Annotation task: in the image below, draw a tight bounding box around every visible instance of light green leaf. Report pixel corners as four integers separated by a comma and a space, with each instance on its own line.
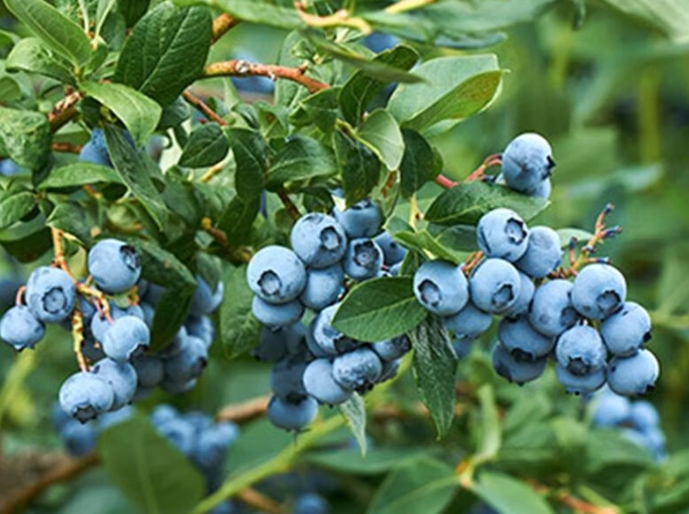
6, 37, 75, 84
392, 230, 467, 264
0, 190, 36, 230
0, 106, 51, 170
173, 0, 301, 30
339, 393, 367, 456
355, 109, 405, 171
471, 472, 555, 514
556, 228, 594, 247
179, 123, 230, 168
599, 0, 689, 42
38, 162, 123, 189
306, 447, 424, 475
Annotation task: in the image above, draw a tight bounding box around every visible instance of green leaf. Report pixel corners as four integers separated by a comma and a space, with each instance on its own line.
0, 190, 36, 230
114, 2, 212, 106
424, 181, 549, 226
98, 414, 205, 514
227, 128, 268, 200
173, 0, 301, 30
157, 96, 191, 130
215, 195, 260, 245
118, 0, 151, 26
179, 123, 230, 168
340, 45, 419, 124
599, 0, 689, 42
399, 129, 441, 197
339, 393, 367, 456
0, 76, 21, 104
334, 129, 381, 207
38, 162, 123, 190
104, 124, 169, 229
332, 277, 427, 342
266, 136, 336, 189
410, 316, 456, 437
392, 230, 466, 264
0, 106, 51, 170
5, 37, 75, 84
81, 81, 162, 147
5, 0, 92, 67
355, 109, 404, 171
388, 55, 503, 132
219, 264, 261, 359
47, 202, 96, 245
556, 228, 594, 247
470, 472, 555, 514
289, 88, 341, 135
367, 456, 458, 514
307, 447, 424, 475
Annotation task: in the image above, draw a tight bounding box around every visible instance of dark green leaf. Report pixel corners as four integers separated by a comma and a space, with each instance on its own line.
471, 472, 555, 514
163, 176, 203, 227
0, 106, 51, 169
367, 456, 458, 514
0, 190, 36, 230
81, 81, 162, 146
275, 31, 308, 109
355, 109, 404, 171
424, 181, 549, 226
388, 55, 503, 131
339, 393, 367, 456
0, 217, 51, 263
307, 447, 424, 475
399, 129, 441, 198
114, 3, 212, 106
38, 162, 123, 190
179, 123, 230, 168
432, 225, 477, 253
392, 230, 466, 264
104, 124, 169, 229
98, 414, 205, 514
340, 45, 418, 124
118, 0, 151, 26
5, 0, 92, 67
227, 128, 268, 199
219, 264, 261, 359
46, 202, 95, 245
332, 277, 427, 342
5, 37, 75, 84
216, 195, 259, 245
174, 0, 301, 30
289, 88, 341, 135
334, 129, 381, 207
266, 136, 336, 189
410, 316, 456, 437
157, 97, 191, 130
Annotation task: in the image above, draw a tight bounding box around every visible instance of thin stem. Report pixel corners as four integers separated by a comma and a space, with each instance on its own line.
434, 174, 457, 189
277, 191, 301, 221
237, 488, 287, 514
211, 13, 239, 43
294, 2, 372, 33
51, 142, 83, 153
182, 91, 228, 126
48, 93, 81, 133
199, 163, 226, 183
531, 482, 619, 514
216, 395, 270, 423
385, 0, 437, 14
203, 61, 329, 95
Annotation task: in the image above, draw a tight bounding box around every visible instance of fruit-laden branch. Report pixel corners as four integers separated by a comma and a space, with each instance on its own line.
211, 13, 240, 43
202, 61, 329, 94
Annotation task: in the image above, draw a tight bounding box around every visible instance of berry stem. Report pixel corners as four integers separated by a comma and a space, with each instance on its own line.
51, 142, 83, 153
70, 305, 89, 372
434, 174, 458, 189
181, 90, 228, 126
236, 488, 287, 514
294, 2, 372, 33
14, 286, 25, 306
461, 251, 483, 276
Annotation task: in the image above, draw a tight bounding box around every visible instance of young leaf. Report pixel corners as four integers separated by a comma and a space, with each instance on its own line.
334, 129, 381, 207
339, 393, 368, 456
399, 129, 441, 198
332, 277, 427, 342
388, 55, 503, 132
0, 190, 36, 230
98, 414, 205, 514
367, 456, 458, 514
266, 136, 336, 189
38, 162, 123, 190
470, 472, 555, 514
392, 230, 466, 264
114, 3, 212, 106
81, 81, 162, 146
424, 181, 549, 226
219, 264, 261, 359
5, 37, 75, 84
179, 123, 230, 168
410, 315, 456, 437
5, 0, 92, 67
355, 109, 405, 171
227, 128, 268, 200
174, 0, 301, 30
0, 106, 51, 170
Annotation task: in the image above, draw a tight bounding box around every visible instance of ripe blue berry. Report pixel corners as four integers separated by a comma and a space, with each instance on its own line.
132, 355, 165, 388
592, 389, 631, 427
555, 325, 607, 375
87, 239, 141, 294
503, 272, 535, 318
302, 358, 352, 405
252, 297, 304, 329
290, 213, 348, 268
192, 422, 239, 470
253, 323, 307, 362
374, 231, 406, 266
501, 133, 555, 194
531, 178, 551, 199
514, 226, 562, 278
189, 275, 224, 316
442, 301, 492, 340
555, 364, 606, 395
372, 336, 411, 362
332, 347, 383, 392
247, 246, 307, 304
79, 130, 112, 167
300, 264, 344, 311
333, 198, 383, 238
571, 263, 627, 320
25, 266, 76, 323
293, 493, 329, 514
310, 302, 358, 355
270, 359, 308, 402
163, 335, 208, 383
476, 208, 529, 262
343, 238, 383, 280
0, 305, 46, 350
469, 258, 521, 314
90, 303, 145, 342
498, 315, 555, 361
102, 316, 150, 362
59, 372, 115, 422
607, 349, 659, 396
155, 416, 196, 456
528, 279, 579, 336
98, 405, 135, 430
413, 260, 468, 316
491, 343, 546, 385
90, 358, 138, 410
267, 395, 318, 432
60, 420, 97, 456
630, 400, 660, 431
600, 302, 651, 357
0, 159, 23, 176
185, 315, 215, 349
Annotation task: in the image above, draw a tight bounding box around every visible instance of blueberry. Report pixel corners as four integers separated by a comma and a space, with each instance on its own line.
555, 325, 607, 375
630, 400, 660, 431
363, 32, 398, 53
25, 266, 76, 323
59, 372, 115, 422
0, 305, 46, 350
389, 262, 402, 276
333, 199, 383, 238
600, 302, 651, 357
528, 279, 579, 336
247, 246, 307, 304
377, 358, 401, 383
189, 275, 224, 316
52, 402, 73, 432
155, 417, 196, 456
150, 404, 178, 427
343, 238, 384, 280
332, 347, 383, 392
452, 338, 474, 359
571, 264, 627, 320
530, 178, 552, 199
91, 303, 145, 342
185, 315, 215, 349
270, 359, 308, 402
502, 272, 535, 318
310, 302, 358, 355
98, 404, 135, 430
252, 296, 304, 329
555, 364, 606, 395
159, 377, 197, 395
131, 354, 163, 388
267, 395, 318, 432
442, 301, 492, 339
302, 358, 353, 405
157, 326, 189, 360
501, 133, 555, 194
79, 140, 111, 167
290, 213, 348, 268
140, 302, 155, 328
300, 264, 344, 311
60, 419, 97, 456
91, 358, 138, 410
87, 239, 142, 294
253, 323, 308, 362
469, 258, 521, 314
591, 389, 631, 427
607, 349, 659, 396
102, 316, 150, 362
293, 493, 329, 514
476, 208, 529, 262
192, 422, 239, 470
491, 343, 546, 385
163, 334, 208, 383
183, 411, 213, 433
413, 260, 469, 316
498, 315, 555, 362
514, 226, 562, 278
642, 426, 667, 461
372, 335, 411, 362
374, 231, 406, 266
0, 159, 23, 176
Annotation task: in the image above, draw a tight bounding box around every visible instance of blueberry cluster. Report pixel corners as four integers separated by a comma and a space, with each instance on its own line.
414, 208, 658, 396
247, 200, 410, 431
592, 387, 666, 461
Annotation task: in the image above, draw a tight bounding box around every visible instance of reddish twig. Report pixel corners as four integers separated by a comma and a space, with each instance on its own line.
434, 154, 502, 190
211, 13, 240, 43
181, 91, 227, 126
203, 60, 329, 95
51, 142, 83, 154
216, 396, 270, 423
434, 174, 458, 189
48, 93, 82, 133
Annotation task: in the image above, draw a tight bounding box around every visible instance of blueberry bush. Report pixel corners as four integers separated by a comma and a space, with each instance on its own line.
1, 1, 689, 513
